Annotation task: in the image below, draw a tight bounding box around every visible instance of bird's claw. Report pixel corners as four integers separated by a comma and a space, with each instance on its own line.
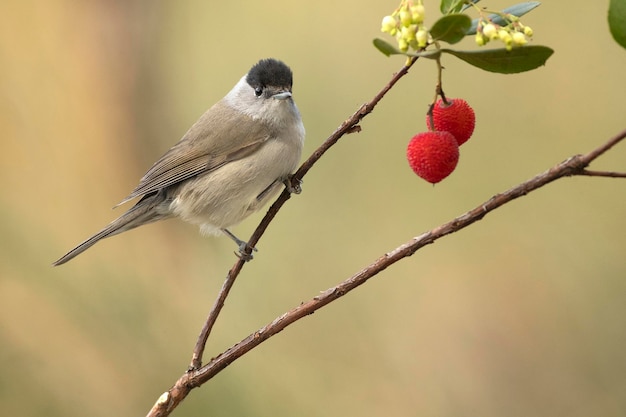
222, 228, 257, 261
284, 176, 302, 194
235, 242, 257, 262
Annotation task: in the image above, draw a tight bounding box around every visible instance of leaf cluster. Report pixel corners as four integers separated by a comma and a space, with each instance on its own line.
374, 1, 552, 74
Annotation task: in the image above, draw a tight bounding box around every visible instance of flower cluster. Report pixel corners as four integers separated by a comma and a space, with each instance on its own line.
381, 0, 429, 52
475, 15, 533, 50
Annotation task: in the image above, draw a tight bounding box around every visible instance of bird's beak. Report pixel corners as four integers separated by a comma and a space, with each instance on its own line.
272, 91, 292, 100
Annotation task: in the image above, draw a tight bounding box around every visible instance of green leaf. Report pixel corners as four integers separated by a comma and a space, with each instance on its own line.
440, 46, 554, 73
430, 14, 472, 44
372, 39, 554, 74
373, 38, 402, 57
467, 2, 541, 35
609, 0, 626, 50
440, 0, 465, 15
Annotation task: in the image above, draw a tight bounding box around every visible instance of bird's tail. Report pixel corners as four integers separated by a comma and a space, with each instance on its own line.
53, 193, 169, 266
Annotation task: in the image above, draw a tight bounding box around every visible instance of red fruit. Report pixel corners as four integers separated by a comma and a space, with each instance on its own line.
407, 131, 459, 184
426, 98, 475, 145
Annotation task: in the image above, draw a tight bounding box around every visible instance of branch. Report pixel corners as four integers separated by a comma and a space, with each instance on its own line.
578, 170, 626, 178
147, 126, 626, 416
188, 57, 419, 371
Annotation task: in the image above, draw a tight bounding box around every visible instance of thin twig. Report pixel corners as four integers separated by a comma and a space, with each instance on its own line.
188, 262, 245, 370
578, 170, 626, 178
579, 128, 626, 164
188, 57, 419, 371
149, 128, 626, 416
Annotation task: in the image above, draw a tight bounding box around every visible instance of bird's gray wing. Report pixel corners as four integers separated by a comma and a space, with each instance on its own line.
117, 101, 272, 205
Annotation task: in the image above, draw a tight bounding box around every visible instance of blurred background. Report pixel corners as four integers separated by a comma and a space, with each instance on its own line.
2, 1, 625, 416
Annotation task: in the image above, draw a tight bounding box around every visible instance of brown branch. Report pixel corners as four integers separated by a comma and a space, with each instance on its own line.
579, 128, 626, 163
578, 170, 626, 178
148, 127, 626, 416
188, 57, 419, 371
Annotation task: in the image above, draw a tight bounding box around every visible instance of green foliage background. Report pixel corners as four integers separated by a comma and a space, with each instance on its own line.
1, 1, 625, 416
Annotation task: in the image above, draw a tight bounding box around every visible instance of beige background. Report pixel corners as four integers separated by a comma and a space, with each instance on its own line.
2, 1, 625, 416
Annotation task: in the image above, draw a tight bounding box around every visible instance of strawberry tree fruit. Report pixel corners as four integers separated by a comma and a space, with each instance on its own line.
426, 98, 475, 146
407, 131, 460, 184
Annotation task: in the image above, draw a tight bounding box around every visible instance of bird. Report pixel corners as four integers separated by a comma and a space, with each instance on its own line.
53, 58, 305, 266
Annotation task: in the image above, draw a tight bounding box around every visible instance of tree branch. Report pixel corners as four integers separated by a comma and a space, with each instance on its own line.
188, 57, 419, 372
578, 170, 626, 178
148, 125, 626, 416
145, 45, 626, 414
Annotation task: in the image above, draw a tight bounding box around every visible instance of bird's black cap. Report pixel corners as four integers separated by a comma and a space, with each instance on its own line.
246, 58, 293, 89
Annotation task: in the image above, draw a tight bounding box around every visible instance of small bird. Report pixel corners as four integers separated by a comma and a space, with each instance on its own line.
54, 58, 305, 266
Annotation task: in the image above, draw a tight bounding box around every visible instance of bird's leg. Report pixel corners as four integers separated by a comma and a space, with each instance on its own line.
221, 228, 256, 261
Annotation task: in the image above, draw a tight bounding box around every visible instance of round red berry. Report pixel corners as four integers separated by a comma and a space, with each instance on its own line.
426, 98, 475, 146
406, 131, 459, 184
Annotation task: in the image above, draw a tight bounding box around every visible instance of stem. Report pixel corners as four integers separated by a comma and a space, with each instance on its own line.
149, 127, 626, 417
579, 170, 626, 178
187, 56, 420, 371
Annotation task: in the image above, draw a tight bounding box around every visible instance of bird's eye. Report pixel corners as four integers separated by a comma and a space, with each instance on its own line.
254, 86, 263, 97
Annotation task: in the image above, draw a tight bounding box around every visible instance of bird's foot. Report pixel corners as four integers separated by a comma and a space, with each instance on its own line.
222, 228, 257, 262
283, 176, 302, 194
